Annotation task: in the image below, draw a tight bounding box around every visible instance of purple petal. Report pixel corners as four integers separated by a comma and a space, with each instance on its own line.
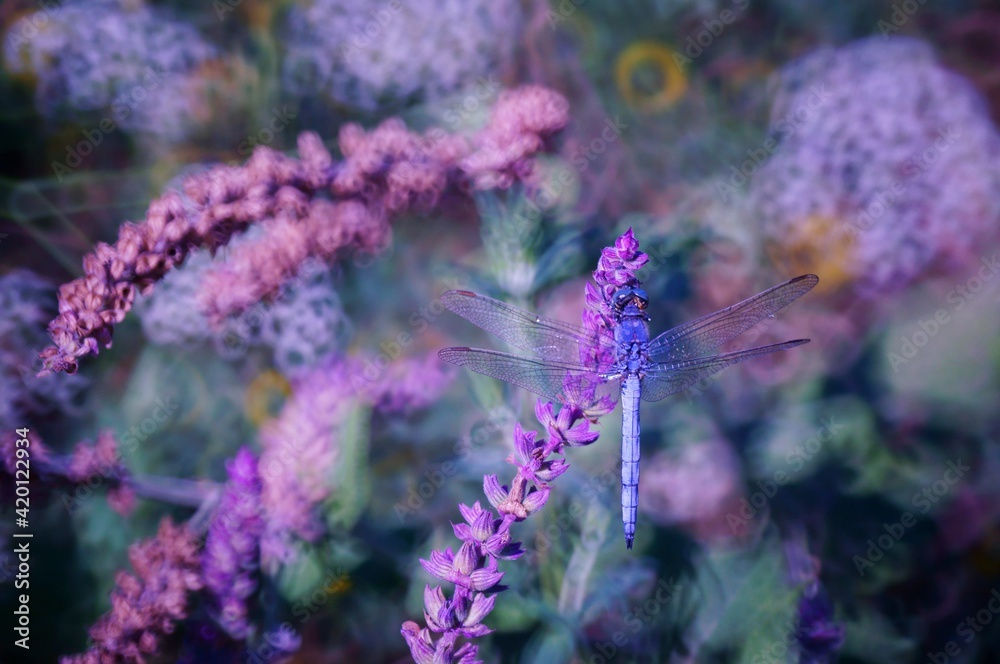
468, 568, 505, 591
457, 502, 482, 525
452, 523, 474, 542
521, 487, 550, 514
464, 593, 497, 627
423, 585, 447, 617
513, 423, 538, 461
471, 509, 495, 541
454, 541, 479, 576
420, 550, 455, 581
401, 622, 436, 664
453, 642, 482, 664
483, 475, 508, 508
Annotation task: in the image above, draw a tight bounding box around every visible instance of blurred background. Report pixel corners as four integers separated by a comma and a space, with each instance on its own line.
3, 0, 1000, 662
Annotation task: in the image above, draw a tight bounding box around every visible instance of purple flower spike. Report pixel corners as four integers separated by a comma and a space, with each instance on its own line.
202, 447, 264, 640
420, 544, 505, 592
402, 229, 648, 662
452, 503, 525, 561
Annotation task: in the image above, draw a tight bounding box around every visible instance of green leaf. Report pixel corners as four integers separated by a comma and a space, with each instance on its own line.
839, 605, 914, 663
687, 535, 800, 662
325, 402, 372, 529
275, 541, 325, 603
522, 622, 576, 664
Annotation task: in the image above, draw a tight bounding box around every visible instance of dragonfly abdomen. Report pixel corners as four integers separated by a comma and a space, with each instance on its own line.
621, 374, 641, 549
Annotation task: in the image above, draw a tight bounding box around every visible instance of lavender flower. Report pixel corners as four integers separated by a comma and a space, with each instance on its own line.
39, 86, 569, 375
401, 229, 649, 663
796, 581, 845, 664
3, 0, 216, 141
202, 447, 264, 640
282, 0, 522, 110
750, 37, 1000, 298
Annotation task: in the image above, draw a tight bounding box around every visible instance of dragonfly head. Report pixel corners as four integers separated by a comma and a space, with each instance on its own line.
611, 287, 649, 320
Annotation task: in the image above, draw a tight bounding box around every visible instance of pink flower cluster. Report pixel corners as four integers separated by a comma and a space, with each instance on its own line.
39, 85, 569, 376
401, 229, 649, 664
67, 430, 136, 516
258, 352, 453, 567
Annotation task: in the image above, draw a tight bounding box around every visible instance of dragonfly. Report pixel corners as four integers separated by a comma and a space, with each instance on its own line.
438, 274, 819, 549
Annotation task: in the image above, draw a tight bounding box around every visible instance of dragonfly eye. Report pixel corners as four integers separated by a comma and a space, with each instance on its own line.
612, 289, 632, 309
633, 289, 649, 309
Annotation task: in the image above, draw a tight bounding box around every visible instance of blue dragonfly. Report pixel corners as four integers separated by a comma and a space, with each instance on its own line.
438, 274, 819, 549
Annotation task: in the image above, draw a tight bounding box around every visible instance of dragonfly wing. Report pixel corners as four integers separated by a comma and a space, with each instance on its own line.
640, 339, 810, 402
645, 275, 818, 363
439, 347, 620, 410
441, 290, 611, 363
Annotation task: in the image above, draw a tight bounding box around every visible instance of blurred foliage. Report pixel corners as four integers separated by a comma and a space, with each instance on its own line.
3, 0, 1000, 663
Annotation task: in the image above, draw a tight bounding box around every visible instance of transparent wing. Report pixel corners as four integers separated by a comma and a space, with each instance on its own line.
439, 347, 621, 409
645, 275, 818, 363
441, 290, 611, 363
640, 339, 810, 402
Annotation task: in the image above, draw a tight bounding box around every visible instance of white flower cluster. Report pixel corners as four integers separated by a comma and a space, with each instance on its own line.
750, 37, 1000, 297
281, 0, 521, 110
3, 0, 216, 140
133, 227, 350, 377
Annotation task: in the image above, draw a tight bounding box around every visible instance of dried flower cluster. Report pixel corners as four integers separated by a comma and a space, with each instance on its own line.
401, 230, 648, 663
39, 85, 569, 376
61, 518, 203, 664
0, 270, 87, 430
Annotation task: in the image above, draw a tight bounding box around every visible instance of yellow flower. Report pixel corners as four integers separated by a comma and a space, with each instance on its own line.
765, 215, 856, 294
245, 369, 292, 427
615, 41, 688, 113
